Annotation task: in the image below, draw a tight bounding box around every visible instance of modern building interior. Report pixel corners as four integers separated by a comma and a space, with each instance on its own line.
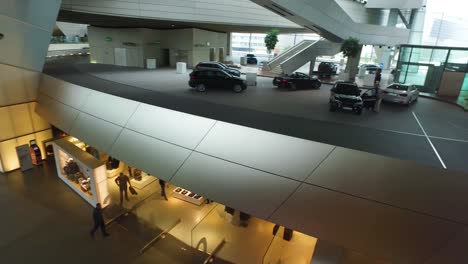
1, 0, 468, 263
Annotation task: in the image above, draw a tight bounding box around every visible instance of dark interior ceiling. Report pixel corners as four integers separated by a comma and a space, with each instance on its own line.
57, 10, 306, 34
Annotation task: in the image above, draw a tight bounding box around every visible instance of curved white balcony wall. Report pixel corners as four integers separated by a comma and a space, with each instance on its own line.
36, 72, 468, 263
60, 0, 300, 30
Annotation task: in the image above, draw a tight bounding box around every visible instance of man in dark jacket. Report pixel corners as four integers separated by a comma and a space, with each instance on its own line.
159, 179, 168, 200
115, 173, 131, 205
90, 203, 109, 238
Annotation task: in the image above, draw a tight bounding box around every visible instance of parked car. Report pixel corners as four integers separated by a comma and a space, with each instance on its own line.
194, 62, 241, 77
318, 62, 338, 77
359, 64, 380, 74
273, 72, 321, 90
382, 83, 419, 105
329, 82, 363, 115
246, 54, 258, 65
189, 69, 247, 93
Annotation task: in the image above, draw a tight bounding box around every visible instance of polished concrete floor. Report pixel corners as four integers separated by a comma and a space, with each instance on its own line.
0, 162, 316, 264
0, 163, 224, 264
43, 62, 468, 173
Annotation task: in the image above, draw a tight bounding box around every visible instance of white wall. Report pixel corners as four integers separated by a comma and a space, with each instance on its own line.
193, 29, 227, 66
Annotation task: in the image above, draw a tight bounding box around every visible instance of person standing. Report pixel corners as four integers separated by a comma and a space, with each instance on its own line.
115, 172, 131, 205
373, 68, 383, 112
90, 203, 109, 238
159, 179, 168, 200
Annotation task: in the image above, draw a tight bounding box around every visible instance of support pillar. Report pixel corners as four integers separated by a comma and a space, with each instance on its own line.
0, 0, 61, 172
343, 45, 363, 82
309, 56, 317, 76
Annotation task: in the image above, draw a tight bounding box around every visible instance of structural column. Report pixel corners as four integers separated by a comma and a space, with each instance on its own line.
0, 0, 62, 172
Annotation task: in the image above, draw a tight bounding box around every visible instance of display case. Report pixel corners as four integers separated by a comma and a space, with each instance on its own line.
53, 137, 111, 208
172, 187, 205, 205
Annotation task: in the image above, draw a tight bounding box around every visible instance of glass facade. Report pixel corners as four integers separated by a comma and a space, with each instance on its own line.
396, 45, 468, 95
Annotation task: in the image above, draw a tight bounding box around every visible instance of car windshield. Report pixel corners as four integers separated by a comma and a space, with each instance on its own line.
388, 84, 409, 91
335, 84, 360, 96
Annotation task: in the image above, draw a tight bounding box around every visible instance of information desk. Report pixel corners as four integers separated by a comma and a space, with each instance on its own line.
53, 137, 110, 208
172, 187, 205, 205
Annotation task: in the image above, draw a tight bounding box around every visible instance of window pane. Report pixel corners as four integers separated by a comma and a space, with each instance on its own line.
400, 47, 412, 62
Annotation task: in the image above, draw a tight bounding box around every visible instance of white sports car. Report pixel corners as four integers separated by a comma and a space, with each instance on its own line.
382, 83, 419, 105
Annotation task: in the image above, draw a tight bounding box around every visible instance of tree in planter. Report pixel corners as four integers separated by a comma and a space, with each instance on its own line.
340, 37, 362, 81
264, 29, 280, 54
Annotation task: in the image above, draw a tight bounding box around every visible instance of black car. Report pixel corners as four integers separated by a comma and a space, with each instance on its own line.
329, 82, 363, 115
246, 54, 258, 65
273, 72, 321, 90
194, 62, 241, 77
189, 69, 247, 93
318, 62, 338, 77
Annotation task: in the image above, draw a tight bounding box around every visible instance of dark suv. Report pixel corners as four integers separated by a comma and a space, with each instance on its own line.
194, 62, 241, 76
318, 62, 338, 77
329, 82, 363, 115
189, 69, 247, 93
246, 54, 258, 65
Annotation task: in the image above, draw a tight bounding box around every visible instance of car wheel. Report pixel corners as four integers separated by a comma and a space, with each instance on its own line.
288, 83, 297, 91
314, 82, 321, 89
413, 96, 418, 102
196, 84, 206, 92
355, 107, 363, 115
233, 84, 243, 93
329, 104, 337, 112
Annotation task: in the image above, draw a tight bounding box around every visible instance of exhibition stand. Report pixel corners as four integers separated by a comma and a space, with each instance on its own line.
53, 137, 111, 208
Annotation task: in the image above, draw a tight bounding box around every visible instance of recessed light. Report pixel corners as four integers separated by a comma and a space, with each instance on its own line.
171, 24, 175, 27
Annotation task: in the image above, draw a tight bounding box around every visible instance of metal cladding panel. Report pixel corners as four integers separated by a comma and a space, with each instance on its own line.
35, 94, 79, 133
126, 103, 216, 149
306, 147, 468, 225
171, 152, 300, 219
269, 184, 462, 264
69, 112, 123, 153
39, 75, 92, 110
109, 129, 191, 181
81, 91, 140, 127
196, 122, 335, 181
0, 64, 38, 106
424, 228, 468, 264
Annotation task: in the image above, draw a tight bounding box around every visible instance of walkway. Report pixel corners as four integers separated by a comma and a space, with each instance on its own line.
0, 163, 226, 264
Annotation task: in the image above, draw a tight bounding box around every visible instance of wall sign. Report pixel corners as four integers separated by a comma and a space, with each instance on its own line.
105, 36, 112, 42
123, 42, 138, 47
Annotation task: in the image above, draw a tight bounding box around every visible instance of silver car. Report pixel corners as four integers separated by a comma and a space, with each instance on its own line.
382, 83, 419, 105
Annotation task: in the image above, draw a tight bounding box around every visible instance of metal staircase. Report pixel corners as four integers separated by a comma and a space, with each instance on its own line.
264, 39, 341, 75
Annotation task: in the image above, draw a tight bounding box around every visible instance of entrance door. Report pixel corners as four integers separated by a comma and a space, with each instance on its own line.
162, 49, 170, 67
114, 48, 127, 66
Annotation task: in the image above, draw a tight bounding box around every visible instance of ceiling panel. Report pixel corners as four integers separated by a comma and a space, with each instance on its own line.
109, 129, 191, 181
171, 152, 300, 219
306, 147, 468, 225
196, 122, 335, 181
126, 103, 216, 149
269, 184, 462, 264
81, 91, 140, 127
69, 112, 123, 153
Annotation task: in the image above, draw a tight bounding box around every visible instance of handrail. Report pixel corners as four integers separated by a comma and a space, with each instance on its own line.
266, 40, 314, 70
280, 39, 322, 66
139, 218, 182, 254
203, 239, 226, 264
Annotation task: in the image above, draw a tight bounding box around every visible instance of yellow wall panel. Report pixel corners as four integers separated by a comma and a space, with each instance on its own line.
9, 103, 34, 136
0, 107, 15, 141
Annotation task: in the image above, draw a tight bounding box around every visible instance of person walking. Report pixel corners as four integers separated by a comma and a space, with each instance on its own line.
90, 203, 109, 238
159, 179, 168, 200
115, 172, 131, 205
373, 68, 383, 112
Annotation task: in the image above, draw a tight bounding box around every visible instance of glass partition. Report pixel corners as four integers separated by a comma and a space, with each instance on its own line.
191, 205, 274, 263
263, 227, 317, 264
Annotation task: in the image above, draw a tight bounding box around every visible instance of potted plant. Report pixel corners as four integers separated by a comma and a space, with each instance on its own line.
340, 37, 362, 81
264, 29, 280, 56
